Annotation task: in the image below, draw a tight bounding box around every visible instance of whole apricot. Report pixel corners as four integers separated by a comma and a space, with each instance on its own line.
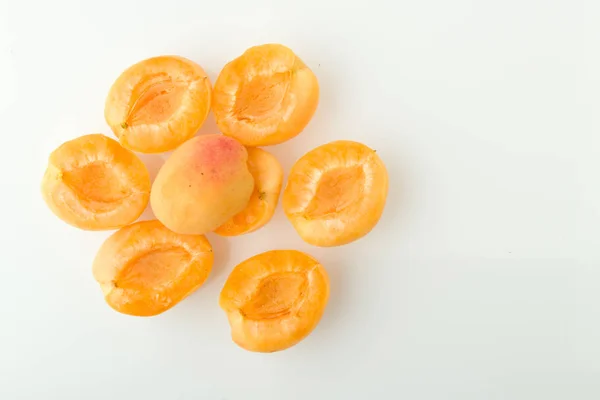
283, 140, 388, 246
93, 220, 213, 316
105, 56, 212, 153
41, 134, 150, 230
151, 134, 254, 235
212, 44, 319, 147
220, 250, 329, 352
214, 147, 283, 236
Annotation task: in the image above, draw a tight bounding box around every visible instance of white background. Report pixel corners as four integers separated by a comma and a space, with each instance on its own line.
1, 0, 599, 398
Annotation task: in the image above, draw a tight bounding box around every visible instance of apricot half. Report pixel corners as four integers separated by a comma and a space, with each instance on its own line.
151, 134, 254, 235
105, 56, 212, 153
214, 147, 283, 236
41, 134, 150, 230
93, 220, 213, 316
220, 250, 329, 352
212, 44, 319, 147
283, 141, 388, 247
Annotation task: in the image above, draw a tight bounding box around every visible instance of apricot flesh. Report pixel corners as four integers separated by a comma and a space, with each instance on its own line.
151, 134, 254, 235
41, 134, 150, 230
283, 140, 388, 247
212, 44, 319, 147
214, 147, 283, 236
105, 56, 212, 153
93, 220, 213, 316
220, 250, 329, 352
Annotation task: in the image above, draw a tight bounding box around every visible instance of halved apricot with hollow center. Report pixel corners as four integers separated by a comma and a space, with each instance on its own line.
220, 250, 329, 352
214, 147, 283, 236
283, 140, 388, 247
93, 220, 213, 316
105, 56, 212, 153
41, 134, 150, 230
212, 44, 319, 147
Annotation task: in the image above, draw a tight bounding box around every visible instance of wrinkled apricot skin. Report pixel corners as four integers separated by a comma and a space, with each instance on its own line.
283, 141, 388, 247
212, 44, 319, 147
93, 220, 213, 316
220, 250, 329, 352
41, 134, 150, 230
215, 147, 283, 236
105, 56, 212, 153
151, 134, 254, 235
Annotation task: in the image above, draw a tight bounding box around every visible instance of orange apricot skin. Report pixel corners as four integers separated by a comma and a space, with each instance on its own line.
151, 134, 254, 235
93, 220, 213, 317
283, 140, 389, 247
214, 147, 283, 236
105, 56, 212, 153
220, 250, 329, 352
41, 134, 150, 230
212, 44, 319, 147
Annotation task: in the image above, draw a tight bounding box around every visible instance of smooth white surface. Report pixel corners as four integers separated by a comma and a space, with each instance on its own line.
2, 0, 599, 398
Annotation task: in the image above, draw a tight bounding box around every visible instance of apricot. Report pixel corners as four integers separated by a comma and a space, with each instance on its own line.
105, 56, 212, 153
214, 147, 283, 236
283, 141, 388, 247
151, 134, 254, 235
220, 250, 329, 352
212, 44, 319, 147
41, 134, 150, 230
92, 220, 213, 316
